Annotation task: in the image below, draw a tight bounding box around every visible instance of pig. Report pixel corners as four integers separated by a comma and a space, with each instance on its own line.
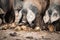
4, 0, 15, 23
0, 0, 9, 24
0, 0, 15, 24
17, 0, 49, 29
13, 0, 24, 25
43, 0, 60, 31
0, 8, 5, 24
0, 0, 9, 12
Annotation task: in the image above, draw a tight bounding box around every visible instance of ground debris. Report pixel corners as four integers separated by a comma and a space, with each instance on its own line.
26, 36, 33, 39
9, 32, 17, 37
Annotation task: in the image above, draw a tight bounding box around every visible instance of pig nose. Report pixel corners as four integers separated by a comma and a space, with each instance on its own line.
48, 17, 51, 24
20, 20, 27, 25
22, 20, 26, 23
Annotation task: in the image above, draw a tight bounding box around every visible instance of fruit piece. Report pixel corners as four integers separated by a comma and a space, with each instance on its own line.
48, 24, 55, 32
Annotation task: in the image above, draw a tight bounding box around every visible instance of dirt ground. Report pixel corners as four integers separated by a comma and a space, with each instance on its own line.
0, 29, 60, 40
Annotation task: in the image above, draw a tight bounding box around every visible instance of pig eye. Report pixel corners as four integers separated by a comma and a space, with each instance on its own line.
52, 10, 58, 17
53, 13, 58, 17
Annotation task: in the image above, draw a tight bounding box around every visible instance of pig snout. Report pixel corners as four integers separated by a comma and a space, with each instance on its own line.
14, 9, 22, 25
22, 9, 27, 23
19, 9, 27, 25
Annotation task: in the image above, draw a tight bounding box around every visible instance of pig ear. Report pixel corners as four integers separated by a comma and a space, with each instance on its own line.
27, 9, 36, 24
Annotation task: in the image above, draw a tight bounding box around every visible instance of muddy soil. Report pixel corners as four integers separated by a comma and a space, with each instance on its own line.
0, 29, 60, 40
